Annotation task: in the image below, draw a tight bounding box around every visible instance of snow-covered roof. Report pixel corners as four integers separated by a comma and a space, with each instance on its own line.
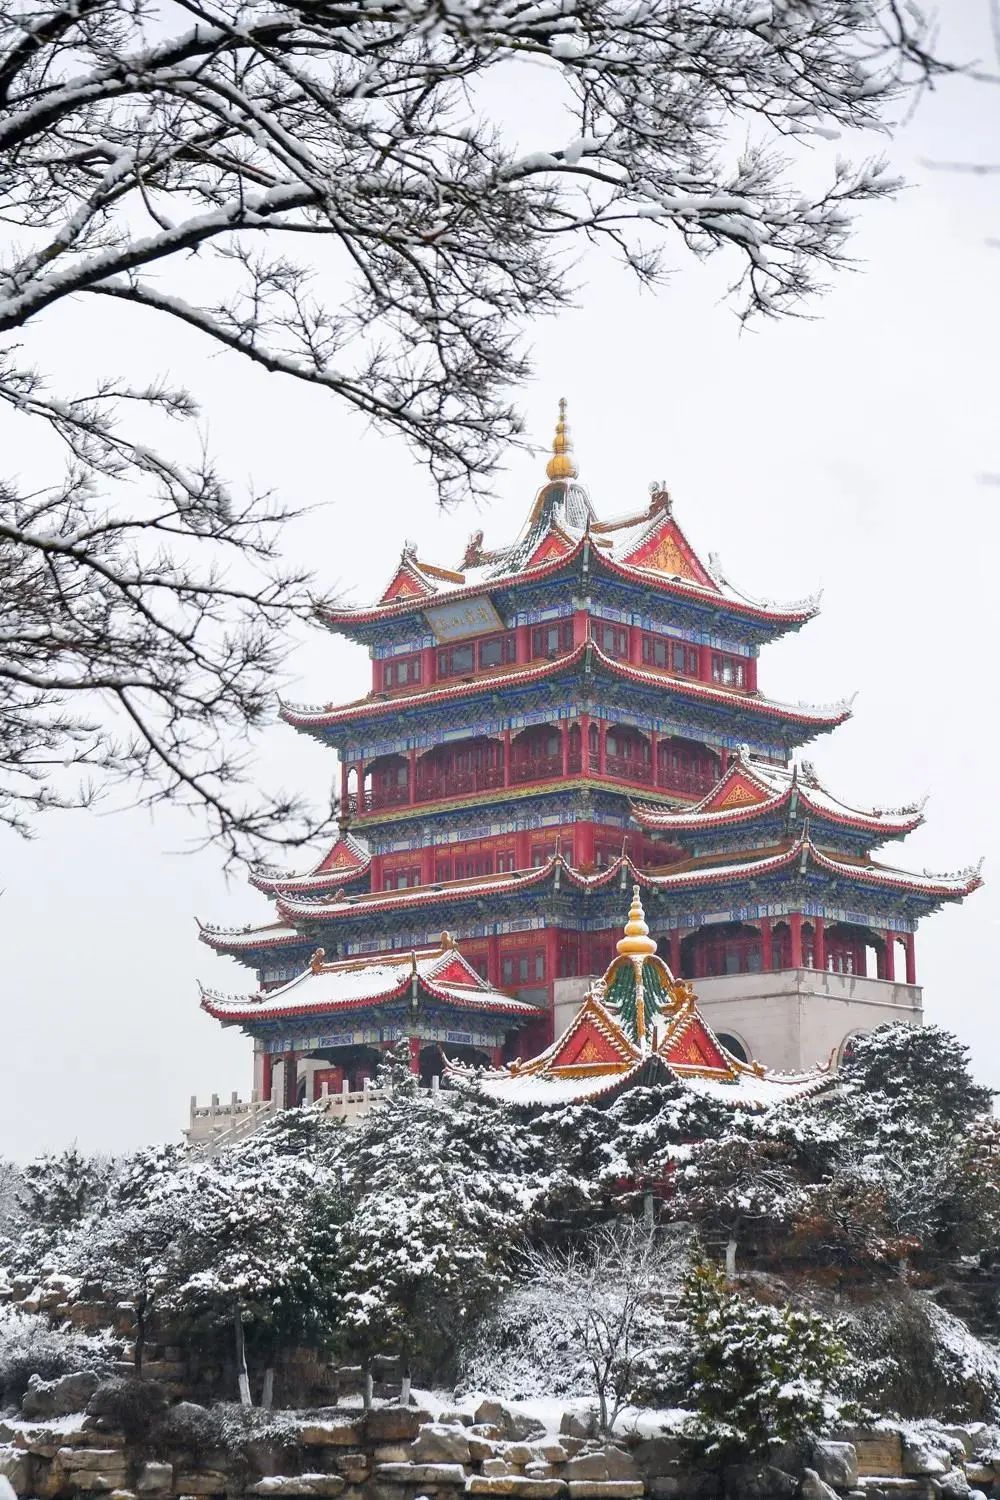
201, 940, 539, 1024
632, 751, 925, 841
198, 918, 304, 953
282, 640, 851, 732
250, 831, 371, 896
447, 888, 833, 1111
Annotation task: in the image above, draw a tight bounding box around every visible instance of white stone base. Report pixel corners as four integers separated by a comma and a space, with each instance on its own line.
689, 968, 921, 1073
553, 969, 922, 1074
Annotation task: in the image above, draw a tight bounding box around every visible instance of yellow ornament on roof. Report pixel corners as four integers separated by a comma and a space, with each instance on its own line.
616, 886, 658, 958
545, 397, 578, 481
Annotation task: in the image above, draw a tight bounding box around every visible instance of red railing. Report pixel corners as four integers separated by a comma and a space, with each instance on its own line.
350, 755, 718, 813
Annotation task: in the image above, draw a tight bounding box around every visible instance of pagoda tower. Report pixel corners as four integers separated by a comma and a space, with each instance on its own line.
199, 402, 981, 1102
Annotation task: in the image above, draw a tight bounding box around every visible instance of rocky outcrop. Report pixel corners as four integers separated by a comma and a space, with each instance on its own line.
0, 1404, 997, 1500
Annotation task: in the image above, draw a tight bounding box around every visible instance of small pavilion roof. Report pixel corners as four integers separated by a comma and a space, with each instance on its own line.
631, 752, 925, 842
319, 404, 819, 636
250, 830, 371, 897
282, 640, 852, 735
200, 938, 540, 1025
198, 917, 303, 954
446, 889, 834, 1110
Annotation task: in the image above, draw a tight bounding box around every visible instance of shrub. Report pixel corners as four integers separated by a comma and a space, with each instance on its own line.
87, 1378, 170, 1443
680, 1265, 850, 1463
0, 1307, 115, 1409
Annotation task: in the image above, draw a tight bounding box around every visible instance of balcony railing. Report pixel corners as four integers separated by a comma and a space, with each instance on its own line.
350, 755, 717, 813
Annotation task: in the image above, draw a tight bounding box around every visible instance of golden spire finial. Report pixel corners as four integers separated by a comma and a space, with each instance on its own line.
616, 885, 658, 959
545, 396, 578, 481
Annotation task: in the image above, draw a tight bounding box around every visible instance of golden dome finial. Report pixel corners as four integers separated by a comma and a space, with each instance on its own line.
616, 885, 658, 959
545, 396, 578, 481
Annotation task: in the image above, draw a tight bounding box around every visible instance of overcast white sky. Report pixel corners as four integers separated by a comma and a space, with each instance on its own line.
1, 2, 998, 1161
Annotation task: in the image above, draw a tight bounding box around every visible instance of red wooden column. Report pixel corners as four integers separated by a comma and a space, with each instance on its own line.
699, 643, 713, 682
408, 1036, 421, 1076
260, 1051, 273, 1103
339, 758, 349, 817
573, 610, 589, 648
420, 846, 434, 885
515, 623, 531, 663
576, 820, 596, 868
356, 758, 366, 814
561, 721, 570, 777
669, 930, 682, 976
282, 1051, 299, 1109
760, 917, 773, 972
598, 721, 607, 776
882, 931, 896, 981
515, 829, 530, 868
486, 933, 501, 987
421, 645, 436, 684
719, 747, 730, 776
408, 747, 418, 805
649, 728, 658, 785
503, 728, 512, 787
545, 927, 559, 999
813, 915, 826, 972
789, 913, 803, 969
904, 932, 916, 985
746, 655, 758, 692
629, 624, 643, 664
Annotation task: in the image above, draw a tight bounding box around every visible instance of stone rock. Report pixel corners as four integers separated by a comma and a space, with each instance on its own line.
440, 1412, 475, 1428
371, 1448, 413, 1466
248, 1479, 347, 1497
470, 1441, 502, 1463
559, 1415, 598, 1443
931, 1472, 971, 1500
630, 1439, 682, 1477
0, 1445, 31, 1495
136, 1463, 173, 1494
365, 1411, 427, 1444
567, 1485, 644, 1499
647, 1481, 681, 1500
902, 1443, 951, 1479
964, 1466, 996, 1488
172, 1473, 230, 1496
563, 1458, 609, 1483
602, 1452, 637, 1483
524, 1466, 561, 1481
483, 1459, 514, 1477
22, 1372, 102, 1420
466, 1480, 567, 1498
811, 1443, 859, 1490
299, 1422, 363, 1448
801, 1469, 840, 1500
374, 1462, 469, 1486
474, 1406, 545, 1443
469, 1428, 506, 1444
411, 1425, 472, 1464
69, 1473, 131, 1493
723, 1464, 797, 1500
504, 1446, 536, 1468
847, 1434, 903, 1480
57, 1448, 128, 1472
537, 1446, 567, 1466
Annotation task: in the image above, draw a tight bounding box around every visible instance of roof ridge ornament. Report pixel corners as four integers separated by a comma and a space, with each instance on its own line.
545, 396, 578, 481
616, 885, 658, 958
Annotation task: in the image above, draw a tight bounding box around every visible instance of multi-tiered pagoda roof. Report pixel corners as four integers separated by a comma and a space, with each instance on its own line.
199, 401, 981, 1094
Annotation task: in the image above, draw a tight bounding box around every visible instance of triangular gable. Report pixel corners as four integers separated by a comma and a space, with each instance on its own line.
526, 529, 574, 568
316, 837, 368, 875
380, 561, 433, 604
430, 955, 483, 988
554, 1016, 633, 1070
623, 518, 718, 589
704, 769, 773, 813
664, 1018, 732, 1073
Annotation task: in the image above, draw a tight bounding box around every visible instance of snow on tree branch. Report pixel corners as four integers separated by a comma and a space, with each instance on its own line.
0, 0, 942, 849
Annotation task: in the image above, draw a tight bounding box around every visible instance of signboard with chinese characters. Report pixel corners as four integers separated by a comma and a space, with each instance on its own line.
424, 596, 505, 643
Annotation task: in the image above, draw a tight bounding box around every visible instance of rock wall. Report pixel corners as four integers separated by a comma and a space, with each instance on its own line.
1, 1389, 998, 1500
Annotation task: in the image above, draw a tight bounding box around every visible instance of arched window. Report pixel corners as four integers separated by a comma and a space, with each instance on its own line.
716, 1032, 750, 1064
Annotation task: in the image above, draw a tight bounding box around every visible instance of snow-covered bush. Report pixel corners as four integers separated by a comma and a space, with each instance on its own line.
680, 1266, 850, 1462
838, 1292, 1000, 1421
0, 1306, 116, 1409
462, 1221, 691, 1432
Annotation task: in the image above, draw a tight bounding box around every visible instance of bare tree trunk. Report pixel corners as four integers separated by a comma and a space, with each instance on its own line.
725, 1239, 738, 1279
362, 1361, 374, 1412
234, 1306, 252, 1407
261, 1367, 275, 1411
134, 1291, 147, 1377
399, 1366, 411, 1407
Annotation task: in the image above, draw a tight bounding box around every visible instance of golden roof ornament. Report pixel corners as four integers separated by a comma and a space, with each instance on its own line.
616, 886, 658, 959
545, 397, 578, 481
